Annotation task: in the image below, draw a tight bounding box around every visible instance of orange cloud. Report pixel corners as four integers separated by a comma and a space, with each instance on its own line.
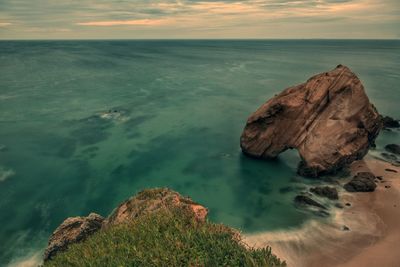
0, 22, 11, 27
77, 18, 170, 26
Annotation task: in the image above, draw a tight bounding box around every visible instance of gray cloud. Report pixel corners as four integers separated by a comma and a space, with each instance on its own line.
0, 0, 398, 39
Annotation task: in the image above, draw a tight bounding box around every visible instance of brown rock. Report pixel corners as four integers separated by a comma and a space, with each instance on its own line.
344, 172, 377, 192
44, 213, 104, 261
104, 188, 208, 226
240, 65, 381, 177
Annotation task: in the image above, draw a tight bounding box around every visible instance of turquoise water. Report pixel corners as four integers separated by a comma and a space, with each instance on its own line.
0, 40, 399, 265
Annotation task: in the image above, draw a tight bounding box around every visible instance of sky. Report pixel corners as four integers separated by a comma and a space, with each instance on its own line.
0, 0, 399, 39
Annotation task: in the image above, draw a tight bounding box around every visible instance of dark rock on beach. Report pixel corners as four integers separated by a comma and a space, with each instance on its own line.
240, 65, 381, 177
344, 172, 377, 192
310, 186, 338, 200
44, 213, 104, 261
385, 144, 400, 155
294, 195, 327, 210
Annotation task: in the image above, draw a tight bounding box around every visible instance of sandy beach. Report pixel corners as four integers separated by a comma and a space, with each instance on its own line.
244, 156, 400, 267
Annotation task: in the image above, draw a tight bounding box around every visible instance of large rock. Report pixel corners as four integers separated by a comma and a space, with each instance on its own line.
344, 172, 377, 192
240, 65, 381, 177
44, 213, 104, 261
105, 188, 208, 226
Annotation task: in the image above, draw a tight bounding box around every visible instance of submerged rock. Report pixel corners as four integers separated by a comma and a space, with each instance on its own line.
44, 188, 208, 262
44, 213, 104, 261
310, 186, 338, 200
294, 195, 327, 210
344, 172, 377, 192
385, 144, 400, 155
381, 116, 400, 129
240, 65, 381, 177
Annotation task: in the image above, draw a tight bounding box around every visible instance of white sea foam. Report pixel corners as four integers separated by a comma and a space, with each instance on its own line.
244, 192, 383, 267
0, 166, 15, 182
7, 251, 42, 267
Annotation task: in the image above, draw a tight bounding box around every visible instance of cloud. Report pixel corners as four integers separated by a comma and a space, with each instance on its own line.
77, 18, 171, 26
0, 0, 398, 39
0, 22, 11, 27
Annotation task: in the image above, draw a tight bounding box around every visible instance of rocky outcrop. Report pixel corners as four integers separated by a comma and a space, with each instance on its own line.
44, 188, 207, 262
344, 172, 377, 192
240, 65, 381, 177
381, 116, 399, 129
44, 213, 104, 261
105, 188, 208, 226
310, 186, 338, 200
385, 144, 400, 155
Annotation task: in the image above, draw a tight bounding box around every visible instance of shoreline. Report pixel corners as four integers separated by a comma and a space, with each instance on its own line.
244, 156, 400, 267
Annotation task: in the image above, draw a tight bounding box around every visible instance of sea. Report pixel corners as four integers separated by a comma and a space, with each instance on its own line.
0, 40, 399, 266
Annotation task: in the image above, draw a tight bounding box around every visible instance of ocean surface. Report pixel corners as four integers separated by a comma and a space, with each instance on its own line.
0, 40, 399, 265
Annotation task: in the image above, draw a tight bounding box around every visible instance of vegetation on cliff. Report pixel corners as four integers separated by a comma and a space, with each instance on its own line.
44, 189, 285, 267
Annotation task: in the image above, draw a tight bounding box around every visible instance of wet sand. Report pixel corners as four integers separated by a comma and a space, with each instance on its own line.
244, 156, 400, 267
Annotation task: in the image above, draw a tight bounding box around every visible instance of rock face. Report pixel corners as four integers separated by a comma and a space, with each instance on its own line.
344, 172, 377, 192
310, 186, 338, 200
44, 213, 104, 261
240, 65, 381, 177
105, 188, 208, 226
44, 188, 208, 262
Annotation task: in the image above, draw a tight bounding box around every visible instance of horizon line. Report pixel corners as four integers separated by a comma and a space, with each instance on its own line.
1, 38, 399, 41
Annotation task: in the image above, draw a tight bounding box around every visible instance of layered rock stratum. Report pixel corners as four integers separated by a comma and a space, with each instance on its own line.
240, 65, 382, 177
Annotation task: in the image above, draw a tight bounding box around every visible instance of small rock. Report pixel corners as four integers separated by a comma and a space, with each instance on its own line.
294, 195, 327, 210
385, 168, 398, 173
345, 202, 351, 206
382, 116, 400, 128
310, 186, 338, 200
342, 225, 350, 231
385, 144, 400, 155
376, 176, 383, 180
344, 172, 377, 192
385, 185, 391, 189
335, 203, 344, 209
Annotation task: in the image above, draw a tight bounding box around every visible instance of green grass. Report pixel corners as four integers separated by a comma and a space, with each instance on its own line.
44, 208, 285, 267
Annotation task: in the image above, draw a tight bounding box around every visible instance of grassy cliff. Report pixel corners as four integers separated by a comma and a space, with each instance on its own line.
44, 207, 285, 267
